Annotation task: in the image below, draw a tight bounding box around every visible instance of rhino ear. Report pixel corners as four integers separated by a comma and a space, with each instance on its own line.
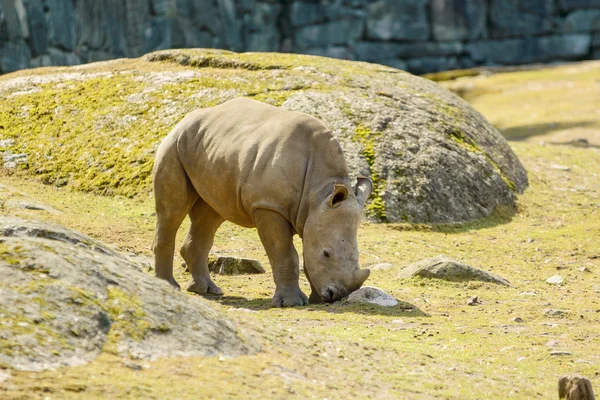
327, 183, 349, 208
354, 177, 373, 208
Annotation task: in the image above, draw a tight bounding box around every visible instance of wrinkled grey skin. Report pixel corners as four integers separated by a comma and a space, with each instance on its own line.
152, 98, 372, 307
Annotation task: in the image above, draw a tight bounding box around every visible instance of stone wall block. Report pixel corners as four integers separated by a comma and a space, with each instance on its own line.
466, 38, 542, 64
295, 19, 363, 51
218, 0, 243, 51
489, 0, 555, 38
539, 33, 592, 59
2, 0, 27, 40
46, 0, 77, 51
366, 0, 429, 41
560, 9, 600, 32
125, 0, 151, 58
354, 40, 463, 61
431, 0, 487, 41
593, 31, 600, 46
0, 39, 30, 73
407, 56, 460, 74
559, 0, 600, 11
25, 0, 47, 56
290, 2, 325, 27
75, 0, 106, 51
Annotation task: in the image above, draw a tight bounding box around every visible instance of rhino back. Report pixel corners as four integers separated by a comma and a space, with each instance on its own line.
175, 98, 348, 230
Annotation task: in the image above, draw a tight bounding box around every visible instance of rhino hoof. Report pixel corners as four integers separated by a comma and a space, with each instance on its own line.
187, 279, 223, 296
272, 290, 308, 307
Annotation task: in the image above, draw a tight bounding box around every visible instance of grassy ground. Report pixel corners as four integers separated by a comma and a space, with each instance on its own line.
1, 61, 600, 399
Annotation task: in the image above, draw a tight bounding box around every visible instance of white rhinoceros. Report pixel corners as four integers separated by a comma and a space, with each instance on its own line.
152, 98, 372, 307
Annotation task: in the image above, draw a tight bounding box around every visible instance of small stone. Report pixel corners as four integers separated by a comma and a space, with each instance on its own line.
123, 362, 142, 370
546, 340, 558, 347
545, 309, 569, 317
370, 262, 393, 271
546, 275, 564, 285
347, 286, 398, 307
551, 350, 572, 356
513, 317, 524, 323
467, 295, 480, 306
550, 164, 571, 171
580, 266, 591, 273
398, 256, 512, 286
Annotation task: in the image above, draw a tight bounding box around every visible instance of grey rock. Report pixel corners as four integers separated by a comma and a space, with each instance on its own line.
544, 308, 570, 316
489, 0, 555, 38
467, 34, 592, 65
431, 0, 487, 41
539, 34, 593, 60
246, 31, 280, 52
25, 0, 47, 56
546, 275, 564, 284
294, 19, 363, 51
47, 48, 81, 67
46, 0, 76, 51
370, 262, 393, 271
559, 0, 600, 11
594, 31, 600, 47
467, 295, 480, 305
398, 256, 513, 286
208, 256, 266, 275
513, 317, 524, 323
347, 286, 398, 307
29, 54, 53, 68
290, 2, 326, 27
366, 0, 429, 41
0, 216, 258, 371
550, 350, 573, 356
218, 0, 243, 51
551, 164, 571, 171
3, 152, 28, 169
467, 38, 541, 65
560, 9, 600, 32
2, 0, 27, 40
0, 40, 31, 73
3, 199, 62, 214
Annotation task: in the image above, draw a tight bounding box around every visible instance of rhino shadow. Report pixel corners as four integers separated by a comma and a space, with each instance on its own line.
214, 296, 427, 317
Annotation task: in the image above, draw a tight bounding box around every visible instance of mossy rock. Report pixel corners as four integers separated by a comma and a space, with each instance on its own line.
0, 216, 258, 371
0, 48, 527, 223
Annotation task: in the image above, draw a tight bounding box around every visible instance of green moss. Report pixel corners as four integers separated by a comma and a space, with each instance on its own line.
352, 125, 387, 221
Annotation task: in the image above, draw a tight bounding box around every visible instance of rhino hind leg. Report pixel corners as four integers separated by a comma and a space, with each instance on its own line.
254, 209, 308, 307
152, 139, 199, 290
180, 199, 224, 296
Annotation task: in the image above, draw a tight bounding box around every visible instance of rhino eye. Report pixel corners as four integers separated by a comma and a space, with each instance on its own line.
323, 250, 330, 258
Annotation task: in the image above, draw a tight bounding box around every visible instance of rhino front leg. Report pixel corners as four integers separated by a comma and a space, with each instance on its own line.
254, 209, 308, 307
180, 199, 224, 296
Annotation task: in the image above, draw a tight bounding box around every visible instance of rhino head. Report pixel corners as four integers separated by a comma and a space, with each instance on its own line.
303, 177, 373, 303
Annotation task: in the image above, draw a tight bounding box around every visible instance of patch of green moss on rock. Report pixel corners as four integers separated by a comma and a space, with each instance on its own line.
353, 124, 387, 221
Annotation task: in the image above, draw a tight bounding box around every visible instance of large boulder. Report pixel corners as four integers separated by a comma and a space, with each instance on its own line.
0, 49, 527, 223
0, 216, 258, 371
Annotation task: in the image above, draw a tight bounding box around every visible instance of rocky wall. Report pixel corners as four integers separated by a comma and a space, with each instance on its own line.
1, 0, 600, 75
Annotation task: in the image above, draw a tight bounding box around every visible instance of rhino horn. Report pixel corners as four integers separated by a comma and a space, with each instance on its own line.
352, 268, 370, 290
